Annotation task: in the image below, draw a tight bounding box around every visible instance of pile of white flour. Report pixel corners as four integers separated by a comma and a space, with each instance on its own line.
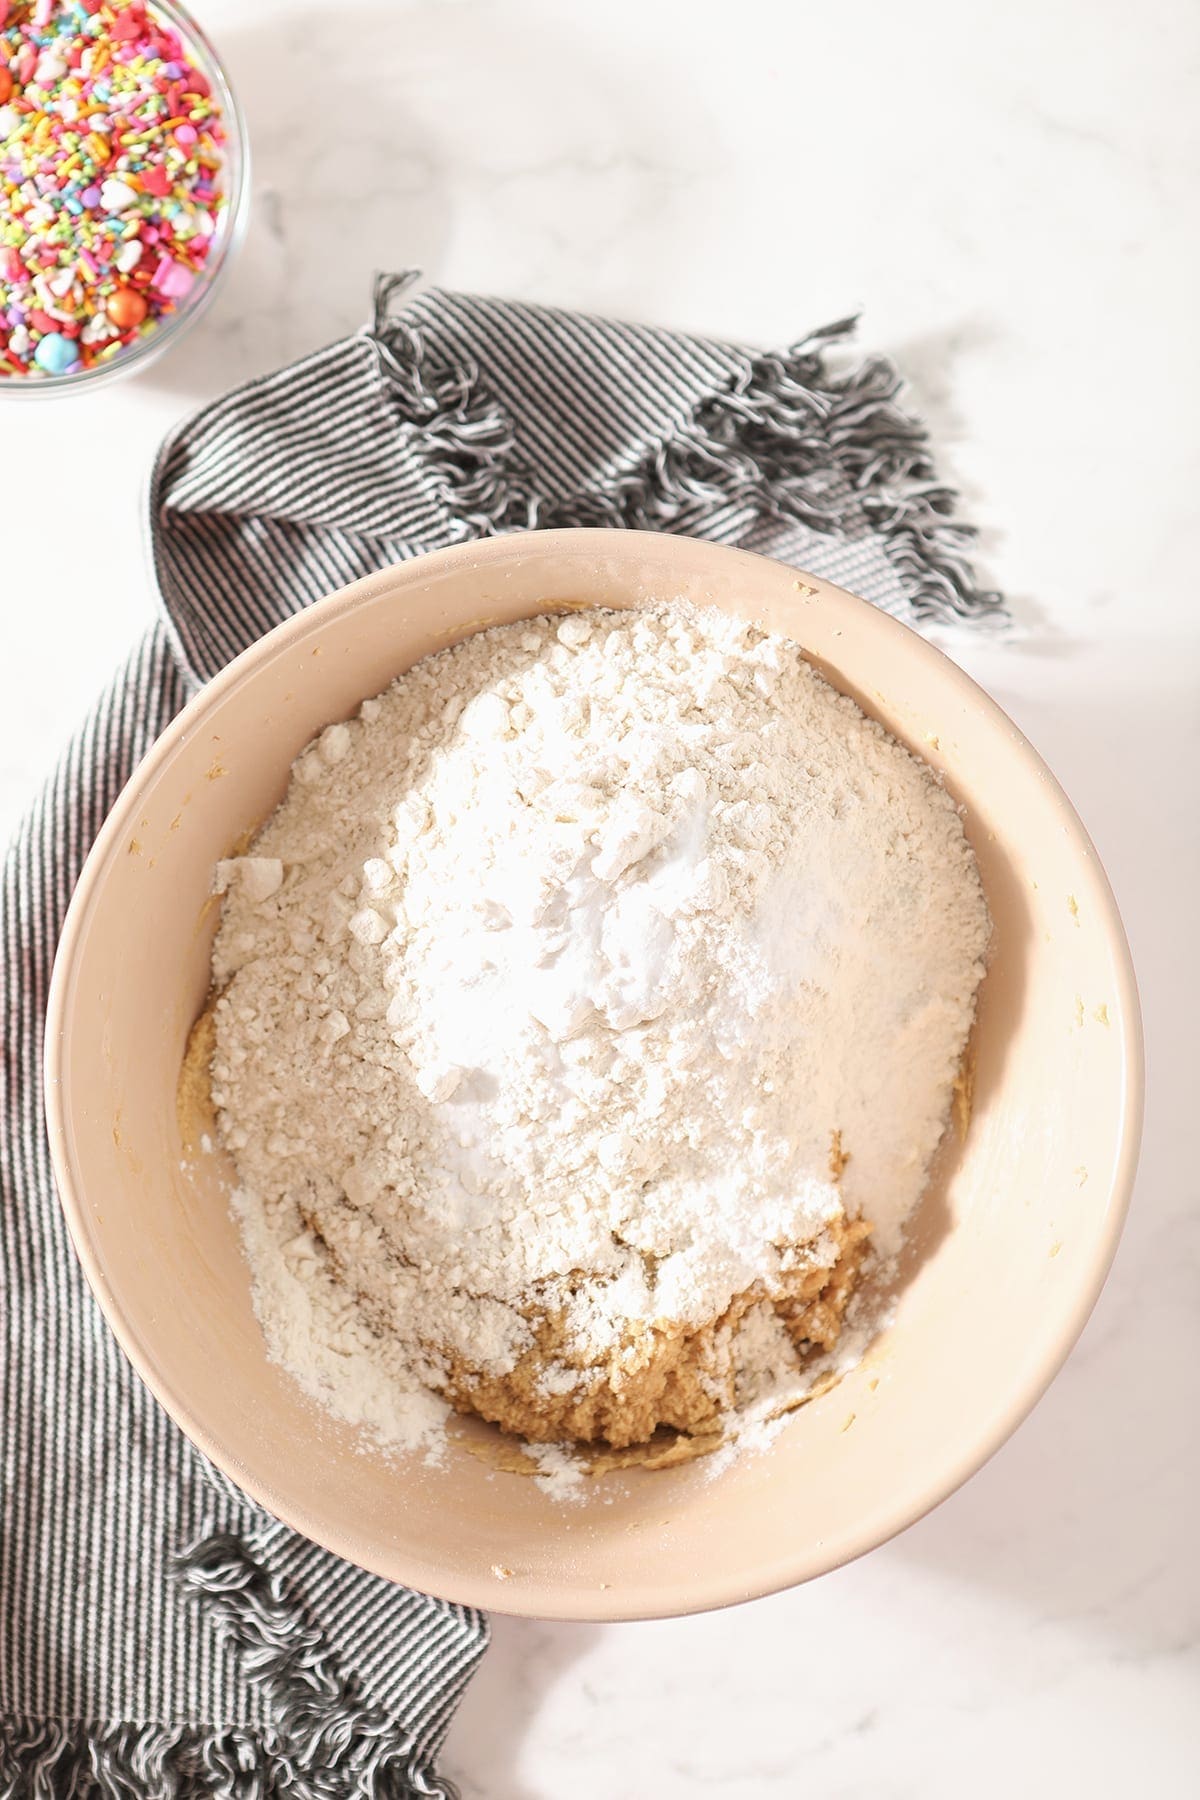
210, 603, 988, 1476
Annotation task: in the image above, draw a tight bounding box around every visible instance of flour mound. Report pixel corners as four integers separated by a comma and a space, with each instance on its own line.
211, 604, 988, 1456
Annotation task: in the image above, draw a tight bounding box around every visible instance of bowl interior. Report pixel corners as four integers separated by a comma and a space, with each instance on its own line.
46, 532, 1140, 1619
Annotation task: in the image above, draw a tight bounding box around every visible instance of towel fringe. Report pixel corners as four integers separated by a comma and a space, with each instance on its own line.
372, 272, 531, 539
0, 1538, 467, 1799
0, 1718, 275, 1800
176, 1532, 468, 1799
370, 280, 1002, 626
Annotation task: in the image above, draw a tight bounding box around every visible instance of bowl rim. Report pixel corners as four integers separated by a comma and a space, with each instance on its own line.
44, 529, 1145, 1620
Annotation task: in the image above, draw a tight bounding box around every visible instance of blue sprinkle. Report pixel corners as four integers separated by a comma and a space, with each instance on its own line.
33, 332, 78, 376
64, 197, 83, 215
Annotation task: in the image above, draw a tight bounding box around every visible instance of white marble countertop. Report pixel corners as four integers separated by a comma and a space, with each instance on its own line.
3, 0, 1197, 1793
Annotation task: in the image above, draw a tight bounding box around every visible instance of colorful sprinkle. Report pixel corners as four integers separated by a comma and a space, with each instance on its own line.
33, 327, 76, 371
0, 0, 229, 382
104, 278, 144, 326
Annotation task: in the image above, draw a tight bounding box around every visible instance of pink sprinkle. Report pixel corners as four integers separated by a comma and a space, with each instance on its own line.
1, 249, 22, 281
174, 123, 198, 149
151, 254, 194, 299
79, 248, 100, 276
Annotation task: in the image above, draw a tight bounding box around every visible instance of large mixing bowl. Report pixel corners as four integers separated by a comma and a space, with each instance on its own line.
44, 530, 1142, 1620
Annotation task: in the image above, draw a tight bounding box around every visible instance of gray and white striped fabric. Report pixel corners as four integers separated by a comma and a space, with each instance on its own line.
1, 274, 1003, 1798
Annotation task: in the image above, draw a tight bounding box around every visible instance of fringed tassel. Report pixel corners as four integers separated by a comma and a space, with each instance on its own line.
0, 1719, 275, 1799
371, 273, 533, 538
368, 278, 1004, 626
175, 1534, 468, 1799
0, 1537, 467, 1800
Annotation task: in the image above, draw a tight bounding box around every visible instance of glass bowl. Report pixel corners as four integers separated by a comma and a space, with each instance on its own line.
0, 0, 249, 398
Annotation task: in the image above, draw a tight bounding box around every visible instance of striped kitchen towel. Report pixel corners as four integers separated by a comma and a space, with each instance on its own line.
0, 274, 1003, 1799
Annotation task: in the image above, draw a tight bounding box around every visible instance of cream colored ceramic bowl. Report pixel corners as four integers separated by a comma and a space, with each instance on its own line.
45, 530, 1142, 1620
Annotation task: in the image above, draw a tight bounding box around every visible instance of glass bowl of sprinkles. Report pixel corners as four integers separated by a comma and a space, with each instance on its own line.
0, 0, 248, 392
